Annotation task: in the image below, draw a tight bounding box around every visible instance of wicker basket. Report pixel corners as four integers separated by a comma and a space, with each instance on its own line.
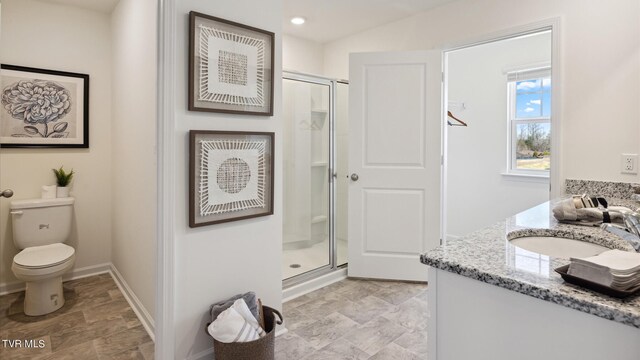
212, 306, 283, 360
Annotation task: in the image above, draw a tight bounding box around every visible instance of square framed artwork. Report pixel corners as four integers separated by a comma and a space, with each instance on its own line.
189, 11, 274, 116
189, 130, 274, 227
0, 64, 89, 148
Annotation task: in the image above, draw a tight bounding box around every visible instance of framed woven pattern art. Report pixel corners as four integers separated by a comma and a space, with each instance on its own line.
1, 64, 89, 148
189, 130, 274, 227
189, 11, 274, 115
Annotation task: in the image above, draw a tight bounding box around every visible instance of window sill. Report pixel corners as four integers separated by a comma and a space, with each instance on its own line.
501, 172, 550, 183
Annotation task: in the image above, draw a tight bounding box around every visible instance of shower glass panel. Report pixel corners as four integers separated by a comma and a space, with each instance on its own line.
282, 76, 331, 280
335, 82, 349, 267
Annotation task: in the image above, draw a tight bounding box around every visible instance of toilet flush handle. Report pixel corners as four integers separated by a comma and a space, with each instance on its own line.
10, 211, 23, 215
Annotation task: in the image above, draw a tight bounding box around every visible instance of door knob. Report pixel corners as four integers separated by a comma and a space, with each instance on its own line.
0, 189, 13, 198
350, 173, 359, 181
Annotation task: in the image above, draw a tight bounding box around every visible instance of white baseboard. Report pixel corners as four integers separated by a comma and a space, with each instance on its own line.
109, 264, 155, 342
0, 262, 155, 343
282, 267, 347, 302
0, 262, 111, 296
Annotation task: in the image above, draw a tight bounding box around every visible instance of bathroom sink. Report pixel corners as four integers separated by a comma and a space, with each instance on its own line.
509, 236, 610, 259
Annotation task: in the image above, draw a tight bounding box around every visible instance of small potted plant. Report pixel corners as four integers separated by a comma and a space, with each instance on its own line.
52, 166, 74, 198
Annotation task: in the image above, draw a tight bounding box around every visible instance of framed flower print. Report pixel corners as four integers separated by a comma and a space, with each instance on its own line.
0, 64, 89, 148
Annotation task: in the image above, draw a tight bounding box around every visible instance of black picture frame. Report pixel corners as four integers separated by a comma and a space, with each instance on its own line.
189, 130, 275, 227
0, 64, 89, 148
188, 11, 275, 116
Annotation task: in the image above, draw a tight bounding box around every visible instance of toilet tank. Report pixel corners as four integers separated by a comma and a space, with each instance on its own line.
10, 197, 75, 249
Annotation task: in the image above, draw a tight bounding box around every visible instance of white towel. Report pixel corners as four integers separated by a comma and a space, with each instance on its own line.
575, 207, 626, 221
207, 299, 265, 343
552, 195, 628, 223
231, 299, 265, 337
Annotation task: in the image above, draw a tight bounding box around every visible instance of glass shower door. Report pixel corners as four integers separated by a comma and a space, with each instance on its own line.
282, 76, 331, 280
335, 81, 349, 267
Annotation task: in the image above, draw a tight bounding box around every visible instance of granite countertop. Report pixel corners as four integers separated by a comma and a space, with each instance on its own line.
421, 197, 640, 329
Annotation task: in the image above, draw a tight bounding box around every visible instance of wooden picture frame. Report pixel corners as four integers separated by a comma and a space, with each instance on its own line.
189, 130, 274, 227
0, 64, 89, 148
188, 11, 274, 116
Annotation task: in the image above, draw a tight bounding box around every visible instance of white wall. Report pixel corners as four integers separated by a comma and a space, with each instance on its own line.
283, 34, 324, 75
0, 0, 112, 287
171, 1, 283, 359
323, 0, 640, 184
111, 0, 157, 320
446, 33, 551, 238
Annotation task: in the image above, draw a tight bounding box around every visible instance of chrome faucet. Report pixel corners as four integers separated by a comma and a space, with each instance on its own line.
622, 211, 640, 237
609, 209, 640, 237
601, 210, 640, 251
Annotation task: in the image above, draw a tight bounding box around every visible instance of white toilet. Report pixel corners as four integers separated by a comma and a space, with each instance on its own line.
10, 197, 75, 316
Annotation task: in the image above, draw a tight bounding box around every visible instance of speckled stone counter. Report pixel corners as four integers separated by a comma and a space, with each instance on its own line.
421, 197, 640, 329
565, 179, 640, 199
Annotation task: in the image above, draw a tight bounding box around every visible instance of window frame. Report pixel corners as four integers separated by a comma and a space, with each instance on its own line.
506, 68, 551, 177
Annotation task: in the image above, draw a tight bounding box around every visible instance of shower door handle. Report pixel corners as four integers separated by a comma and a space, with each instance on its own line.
350, 173, 359, 182
332, 172, 337, 182
328, 169, 338, 183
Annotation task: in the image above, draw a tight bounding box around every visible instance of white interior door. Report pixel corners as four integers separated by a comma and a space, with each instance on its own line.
348, 51, 442, 281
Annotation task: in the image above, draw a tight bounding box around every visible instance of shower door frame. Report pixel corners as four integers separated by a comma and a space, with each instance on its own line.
282, 71, 347, 288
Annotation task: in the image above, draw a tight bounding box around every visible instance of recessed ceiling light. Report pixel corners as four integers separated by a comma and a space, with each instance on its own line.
290, 17, 306, 25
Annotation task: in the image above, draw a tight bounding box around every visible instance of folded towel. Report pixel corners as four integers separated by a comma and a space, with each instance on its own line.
553, 195, 598, 221
207, 299, 265, 343
231, 299, 265, 337
553, 195, 628, 224
576, 207, 626, 222
210, 291, 259, 323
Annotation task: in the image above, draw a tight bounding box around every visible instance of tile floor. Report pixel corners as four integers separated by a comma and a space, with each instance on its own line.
1, 274, 425, 359
0, 273, 154, 359
277, 278, 428, 359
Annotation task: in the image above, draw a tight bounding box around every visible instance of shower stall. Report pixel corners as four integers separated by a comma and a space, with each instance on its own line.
282, 72, 348, 286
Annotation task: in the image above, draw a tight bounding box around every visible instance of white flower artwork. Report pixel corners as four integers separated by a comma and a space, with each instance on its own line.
0, 65, 89, 148
1, 79, 72, 138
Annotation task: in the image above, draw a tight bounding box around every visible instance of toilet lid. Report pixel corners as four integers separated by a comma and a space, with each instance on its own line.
14, 244, 75, 269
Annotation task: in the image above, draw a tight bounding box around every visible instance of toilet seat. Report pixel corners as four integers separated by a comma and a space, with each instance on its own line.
13, 243, 75, 269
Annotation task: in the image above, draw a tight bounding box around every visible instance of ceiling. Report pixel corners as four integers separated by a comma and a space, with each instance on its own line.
283, 0, 457, 44
35, 0, 455, 42
38, 0, 119, 13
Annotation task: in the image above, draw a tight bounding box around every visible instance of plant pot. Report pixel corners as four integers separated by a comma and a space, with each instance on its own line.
56, 186, 70, 198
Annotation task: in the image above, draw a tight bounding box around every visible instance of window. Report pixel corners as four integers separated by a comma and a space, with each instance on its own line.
507, 67, 551, 175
